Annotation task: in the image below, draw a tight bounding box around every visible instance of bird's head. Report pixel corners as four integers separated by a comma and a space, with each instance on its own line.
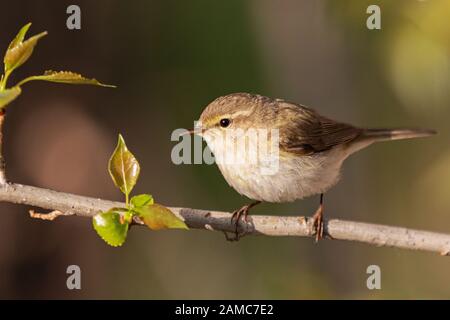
194, 93, 270, 140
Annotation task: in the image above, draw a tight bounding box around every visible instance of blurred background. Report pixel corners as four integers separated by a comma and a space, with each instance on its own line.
0, 0, 448, 299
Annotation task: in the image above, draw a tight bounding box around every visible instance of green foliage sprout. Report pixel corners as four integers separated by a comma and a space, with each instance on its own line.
0, 22, 115, 110
93, 135, 188, 247
0, 23, 187, 247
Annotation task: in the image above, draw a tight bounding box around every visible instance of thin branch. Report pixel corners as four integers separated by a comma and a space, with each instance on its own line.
0, 111, 7, 185
0, 182, 449, 256
29, 209, 70, 221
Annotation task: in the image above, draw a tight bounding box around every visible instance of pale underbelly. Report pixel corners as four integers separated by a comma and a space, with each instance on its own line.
216, 148, 345, 203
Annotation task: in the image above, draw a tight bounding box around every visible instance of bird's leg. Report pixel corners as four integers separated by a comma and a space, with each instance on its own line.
311, 193, 324, 242
228, 201, 261, 241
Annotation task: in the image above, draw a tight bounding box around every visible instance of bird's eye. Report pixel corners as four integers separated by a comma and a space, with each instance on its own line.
219, 118, 231, 128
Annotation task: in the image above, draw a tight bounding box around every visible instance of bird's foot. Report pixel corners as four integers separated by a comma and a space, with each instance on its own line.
311, 204, 324, 242
228, 205, 251, 241
226, 201, 260, 241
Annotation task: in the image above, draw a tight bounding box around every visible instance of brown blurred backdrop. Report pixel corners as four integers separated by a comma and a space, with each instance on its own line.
0, 0, 449, 299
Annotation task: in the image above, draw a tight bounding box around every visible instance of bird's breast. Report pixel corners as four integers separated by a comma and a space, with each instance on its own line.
210, 139, 346, 203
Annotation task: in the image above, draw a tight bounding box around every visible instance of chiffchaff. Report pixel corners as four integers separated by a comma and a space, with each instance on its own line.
188, 93, 435, 241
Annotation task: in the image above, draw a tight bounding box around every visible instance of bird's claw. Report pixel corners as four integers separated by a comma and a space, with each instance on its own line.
225, 201, 260, 242
311, 205, 324, 242
228, 205, 251, 241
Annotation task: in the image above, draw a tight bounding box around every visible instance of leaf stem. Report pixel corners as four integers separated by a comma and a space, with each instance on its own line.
15, 76, 35, 87
0, 70, 12, 90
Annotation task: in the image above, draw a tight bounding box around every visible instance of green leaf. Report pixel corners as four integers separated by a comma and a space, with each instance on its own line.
108, 134, 140, 199
92, 209, 129, 247
4, 30, 47, 73
17, 70, 116, 87
134, 204, 188, 230
0, 87, 21, 109
130, 194, 154, 208
7, 23, 31, 51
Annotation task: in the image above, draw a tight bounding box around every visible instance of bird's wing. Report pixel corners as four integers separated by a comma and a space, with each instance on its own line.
277, 102, 362, 155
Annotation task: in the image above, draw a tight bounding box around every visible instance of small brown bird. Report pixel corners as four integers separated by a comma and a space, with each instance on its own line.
189, 93, 436, 240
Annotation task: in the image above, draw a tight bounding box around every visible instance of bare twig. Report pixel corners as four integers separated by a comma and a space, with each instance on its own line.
0, 182, 449, 256
29, 209, 70, 221
0, 111, 7, 185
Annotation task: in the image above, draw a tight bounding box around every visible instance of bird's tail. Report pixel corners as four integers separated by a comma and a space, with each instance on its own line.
346, 127, 436, 155
362, 128, 436, 142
